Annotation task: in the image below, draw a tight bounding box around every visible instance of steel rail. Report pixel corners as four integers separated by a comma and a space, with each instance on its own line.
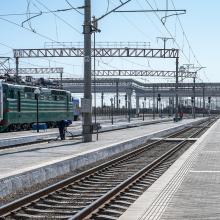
0, 138, 165, 217
68, 121, 212, 219
0, 118, 213, 218
69, 140, 187, 220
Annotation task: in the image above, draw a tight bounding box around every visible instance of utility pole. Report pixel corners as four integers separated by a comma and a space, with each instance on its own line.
82, 0, 92, 142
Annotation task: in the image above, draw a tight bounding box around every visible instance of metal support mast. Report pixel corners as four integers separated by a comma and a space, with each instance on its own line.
175, 57, 179, 121
203, 84, 205, 117
83, 0, 92, 142
116, 79, 119, 110
157, 37, 174, 58
153, 85, 155, 119
192, 76, 196, 119
15, 57, 19, 82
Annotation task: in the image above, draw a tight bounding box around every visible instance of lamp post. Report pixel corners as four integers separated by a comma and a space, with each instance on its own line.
34, 88, 41, 133
110, 98, 114, 125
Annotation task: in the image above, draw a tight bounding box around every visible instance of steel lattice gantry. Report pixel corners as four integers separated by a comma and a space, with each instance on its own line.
58, 78, 220, 97
0, 67, 63, 75
13, 47, 180, 120
92, 70, 196, 78
13, 48, 179, 58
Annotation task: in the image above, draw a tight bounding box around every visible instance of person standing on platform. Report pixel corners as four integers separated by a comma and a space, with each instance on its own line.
57, 120, 66, 140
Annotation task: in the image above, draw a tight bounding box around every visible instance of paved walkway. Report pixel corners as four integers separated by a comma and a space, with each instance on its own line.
0, 118, 200, 180
0, 116, 155, 140
119, 118, 218, 220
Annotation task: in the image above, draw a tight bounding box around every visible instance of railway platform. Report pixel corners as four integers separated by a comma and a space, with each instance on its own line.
0, 118, 204, 200
0, 117, 169, 149
119, 118, 219, 220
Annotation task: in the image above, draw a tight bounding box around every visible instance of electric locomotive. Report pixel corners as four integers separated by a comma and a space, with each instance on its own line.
0, 82, 74, 132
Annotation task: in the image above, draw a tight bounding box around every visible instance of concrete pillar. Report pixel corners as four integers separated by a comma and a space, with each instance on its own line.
152, 85, 155, 119
127, 90, 132, 122
125, 94, 128, 109
101, 92, 104, 108
169, 97, 172, 116
136, 95, 140, 116
127, 91, 132, 109
172, 96, 175, 115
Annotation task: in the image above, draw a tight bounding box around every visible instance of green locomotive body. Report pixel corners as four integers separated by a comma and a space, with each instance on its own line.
0, 82, 73, 132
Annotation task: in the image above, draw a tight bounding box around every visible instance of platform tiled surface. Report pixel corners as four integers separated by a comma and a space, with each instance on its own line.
119, 118, 219, 220
0, 118, 199, 179
0, 116, 146, 140
160, 119, 220, 220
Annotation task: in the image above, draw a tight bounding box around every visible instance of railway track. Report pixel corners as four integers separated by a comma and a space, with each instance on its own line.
0, 118, 216, 220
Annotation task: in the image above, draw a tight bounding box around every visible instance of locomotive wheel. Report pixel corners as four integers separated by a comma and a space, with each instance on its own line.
21, 123, 29, 130
8, 124, 16, 132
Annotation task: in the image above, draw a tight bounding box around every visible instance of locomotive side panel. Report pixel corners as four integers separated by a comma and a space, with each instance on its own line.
1, 83, 73, 131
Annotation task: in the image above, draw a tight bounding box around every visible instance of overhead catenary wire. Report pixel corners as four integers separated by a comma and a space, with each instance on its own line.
143, 0, 199, 67
114, 0, 203, 81
170, 0, 202, 68
0, 5, 83, 17
34, 0, 82, 35
0, 1, 208, 82
0, 1, 83, 73
0, 39, 81, 77
106, 0, 110, 13
0, 17, 81, 71
0, 16, 63, 43
65, 0, 84, 16
106, 0, 154, 71
135, 0, 165, 39
170, 0, 209, 82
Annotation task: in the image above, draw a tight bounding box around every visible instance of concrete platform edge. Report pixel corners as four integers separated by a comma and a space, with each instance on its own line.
0, 118, 206, 199
119, 118, 218, 220
0, 118, 171, 149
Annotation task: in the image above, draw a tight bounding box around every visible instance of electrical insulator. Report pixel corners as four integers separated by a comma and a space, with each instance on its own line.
191, 97, 194, 103
208, 97, 211, 103
92, 16, 98, 31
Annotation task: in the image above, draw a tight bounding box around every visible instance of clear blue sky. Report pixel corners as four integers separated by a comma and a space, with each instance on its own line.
0, 0, 218, 83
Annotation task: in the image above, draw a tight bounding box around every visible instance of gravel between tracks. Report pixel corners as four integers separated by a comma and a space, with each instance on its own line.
0, 140, 155, 206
